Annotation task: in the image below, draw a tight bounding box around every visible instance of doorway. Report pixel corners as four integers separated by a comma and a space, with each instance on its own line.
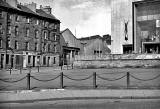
11, 55, 14, 68
33, 56, 35, 67
47, 57, 50, 67
1, 54, 4, 69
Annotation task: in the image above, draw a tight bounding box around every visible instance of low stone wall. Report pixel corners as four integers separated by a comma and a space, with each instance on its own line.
75, 54, 160, 60
74, 54, 160, 68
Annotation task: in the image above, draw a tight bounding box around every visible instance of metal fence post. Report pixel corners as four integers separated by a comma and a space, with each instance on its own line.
93, 72, 97, 89
27, 73, 31, 90
60, 72, 63, 88
127, 72, 130, 89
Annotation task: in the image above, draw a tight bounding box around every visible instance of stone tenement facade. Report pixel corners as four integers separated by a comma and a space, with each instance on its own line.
0, 0, 60, 69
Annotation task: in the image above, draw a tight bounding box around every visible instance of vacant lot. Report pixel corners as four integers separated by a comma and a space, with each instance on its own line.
0, 67, 160, 90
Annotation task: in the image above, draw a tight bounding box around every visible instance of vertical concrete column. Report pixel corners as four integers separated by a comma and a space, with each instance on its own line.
0, 54, 1, 68
26, 55, 28, 67
23, 55, 27, 68
30, 55, 33, 67
35, 56, 37, 67
41, 55, 43, 66
13, 55, 16, 68
9, 54, 11, 67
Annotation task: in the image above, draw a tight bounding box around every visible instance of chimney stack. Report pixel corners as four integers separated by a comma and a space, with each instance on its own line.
40, 5, 52, 14
24, 2, 37, 12
6, 0, 18, 8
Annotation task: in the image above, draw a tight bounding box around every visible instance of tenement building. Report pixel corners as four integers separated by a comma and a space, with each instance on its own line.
0, 0, 60, 69
111, 0, 160, 54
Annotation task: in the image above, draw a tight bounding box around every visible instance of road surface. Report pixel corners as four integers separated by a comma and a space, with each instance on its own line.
0, 99, 160, 109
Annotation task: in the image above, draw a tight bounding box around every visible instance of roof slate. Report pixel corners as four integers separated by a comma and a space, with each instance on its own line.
0, 1, 60, 22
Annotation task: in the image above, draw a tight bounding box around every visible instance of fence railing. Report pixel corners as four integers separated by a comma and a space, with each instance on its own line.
0, 72, 160, 90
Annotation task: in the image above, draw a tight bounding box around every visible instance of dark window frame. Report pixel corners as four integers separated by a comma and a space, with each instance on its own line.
15, 40, 18, 49
15, 26, 18, 36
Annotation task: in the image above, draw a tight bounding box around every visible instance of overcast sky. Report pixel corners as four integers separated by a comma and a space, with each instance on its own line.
18, 0, 111, 38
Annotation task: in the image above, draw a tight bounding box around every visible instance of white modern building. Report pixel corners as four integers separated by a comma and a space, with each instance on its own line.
111, 0, 160, 54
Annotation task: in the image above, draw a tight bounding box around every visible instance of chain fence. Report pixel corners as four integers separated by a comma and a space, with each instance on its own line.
0, 71, 160, 90
130, 74, 160, 81
64, 74, 93, 81
96, 74, 127, 81
30, 75, 60, 82
0, 76, 27, 83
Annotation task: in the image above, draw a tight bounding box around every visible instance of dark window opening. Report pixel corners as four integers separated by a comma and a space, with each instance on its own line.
43, 56, 46, 65
15, 26, 18, 36
28, 56, 31, 64
15, 41, 18, 49
6, 54, 9, 65
0, 39, 2, 48
123, 45, 133, 54
144, 44, 160, 54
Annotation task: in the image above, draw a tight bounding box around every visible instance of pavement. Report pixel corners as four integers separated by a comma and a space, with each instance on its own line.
0, 89, 160, 103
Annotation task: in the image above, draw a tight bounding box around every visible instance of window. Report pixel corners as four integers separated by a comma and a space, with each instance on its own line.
44, 43, 46, 51
7, 39, 10, 48
26, 28, 29, 37
44, 31, 47, 39
54, 24, 57, 29
42, 21, 45, 26
25, 42, 29, 50
28, 56, 31, 64
44, 22, 48, 27
43, 56, 46, 65
0, 23, 3, 34
6, 54, 9, 65
15, 15, 20, 21
26, 17, 30, 23
48, 32, 50, 40
15, 26, 18, 36
7, 23, 11, 34
56, 35, 59, 41
7, 14, 12, 20
15, 41, 18, 49
48, 44, 50, 52
35, 30, 39, 38
35, 43, 38, 51
53, 57, 56, 64
53, 33, 56, 41
0, 39, 2, 48
0, 10, 2, 18
36, 19, 39, 25
54, 45, 56, 52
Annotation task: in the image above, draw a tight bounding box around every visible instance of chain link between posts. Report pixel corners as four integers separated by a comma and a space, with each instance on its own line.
64, 74, 93, 81
96, 74, 127, 81
130, 74, 160, 81
30, 75, 60, 82
0, 76, 27, 83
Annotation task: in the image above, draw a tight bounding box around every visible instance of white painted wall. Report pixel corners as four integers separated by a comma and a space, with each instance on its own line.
111, 0, 142, 54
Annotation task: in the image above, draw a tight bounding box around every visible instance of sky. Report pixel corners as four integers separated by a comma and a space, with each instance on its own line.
18, 0, 111, 38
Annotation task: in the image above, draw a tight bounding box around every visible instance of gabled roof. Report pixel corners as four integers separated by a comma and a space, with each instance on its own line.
0, 0, 16, 9
60, 28, 70, 34
36, 9, 59, 21
17, 4, 37, 15
0, 1, 60, 22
